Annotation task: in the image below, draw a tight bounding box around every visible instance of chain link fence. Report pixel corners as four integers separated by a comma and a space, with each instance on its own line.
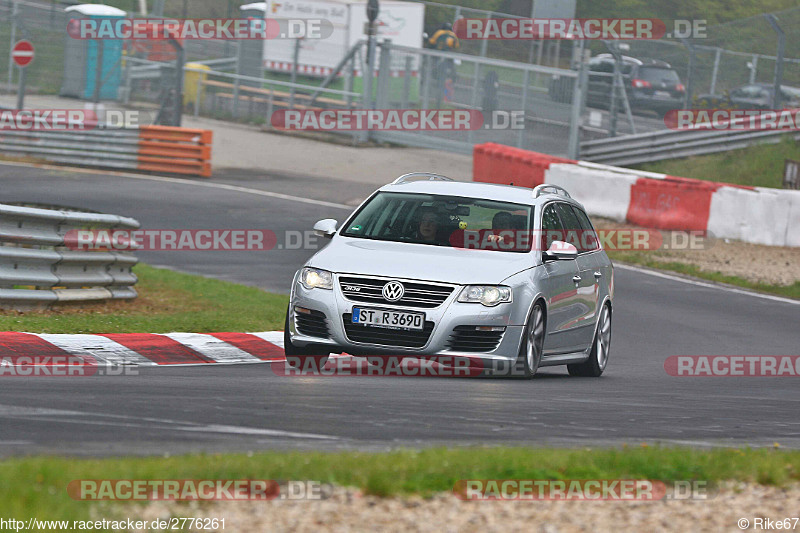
4, 0, 800, 159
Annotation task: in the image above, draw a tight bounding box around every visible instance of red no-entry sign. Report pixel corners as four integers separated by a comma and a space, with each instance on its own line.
11, 40, 34, 68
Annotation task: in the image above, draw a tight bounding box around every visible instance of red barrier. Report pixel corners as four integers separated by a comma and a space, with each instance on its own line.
473, 143, 574, 188
626, 178, 719, 231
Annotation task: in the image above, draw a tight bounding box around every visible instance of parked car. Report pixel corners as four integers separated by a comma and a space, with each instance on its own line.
585, 54, 685, 115
696, 83, 800, 110
284, 175, 614, 379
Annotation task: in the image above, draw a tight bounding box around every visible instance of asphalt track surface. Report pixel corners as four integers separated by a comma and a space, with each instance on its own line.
0, 162, 798, 457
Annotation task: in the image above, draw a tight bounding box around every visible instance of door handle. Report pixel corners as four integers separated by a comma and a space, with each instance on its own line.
572, 276, 582, 283
594, 271, 603, 278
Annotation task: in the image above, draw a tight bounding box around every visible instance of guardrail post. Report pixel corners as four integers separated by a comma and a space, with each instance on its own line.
749, 55, 758, 84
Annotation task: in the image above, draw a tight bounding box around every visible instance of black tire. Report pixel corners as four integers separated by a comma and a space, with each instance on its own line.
510, 302, 545, 379
568, 304, 611, 377
284, 306, 329, 371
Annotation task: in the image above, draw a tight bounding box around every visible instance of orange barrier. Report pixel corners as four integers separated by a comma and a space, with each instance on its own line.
137, 126, 213, 178
473, 143, 574, 188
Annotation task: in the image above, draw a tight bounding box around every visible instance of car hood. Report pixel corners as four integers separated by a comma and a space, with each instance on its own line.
308, 237, 533, 285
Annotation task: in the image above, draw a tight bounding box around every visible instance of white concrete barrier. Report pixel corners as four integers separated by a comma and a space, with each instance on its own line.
545, 163, 638, 221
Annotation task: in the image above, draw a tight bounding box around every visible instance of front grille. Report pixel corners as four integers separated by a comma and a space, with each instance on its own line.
294, 308, 330, 339
339, 276, 454, 309
447, 326, 505, 353
342, 313, 434, 348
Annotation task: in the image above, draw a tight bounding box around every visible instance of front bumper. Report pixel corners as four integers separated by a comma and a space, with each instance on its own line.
288, 273, 524, 363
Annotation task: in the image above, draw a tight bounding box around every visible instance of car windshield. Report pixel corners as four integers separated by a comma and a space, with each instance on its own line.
341, 192, 533, 252
638, 67, 680, 84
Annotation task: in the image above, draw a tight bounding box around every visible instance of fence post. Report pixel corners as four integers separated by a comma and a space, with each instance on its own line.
7, 0, 17, 91
517, 68, 530, 149
290, 38, 301, 110
375, 40, 391, 109
266, 88, 274, 128
420, 55, 431, 110
194, 77, 201, 118
479, 13, 490, 58
402, 55, 412, 110
681, 38, 695, 109
765, 14, 785, 109
234, 37, 243, 117
346, 55, 355, 108
709, 47, 721, 95
568, 50, 586, 159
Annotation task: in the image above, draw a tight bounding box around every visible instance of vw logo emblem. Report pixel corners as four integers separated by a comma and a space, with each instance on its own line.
382, 281, 405, 302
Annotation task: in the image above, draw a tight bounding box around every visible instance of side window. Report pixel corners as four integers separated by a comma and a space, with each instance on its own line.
554, 203, 584, 252
540, 204, 564, 252
571, 206, 600, 252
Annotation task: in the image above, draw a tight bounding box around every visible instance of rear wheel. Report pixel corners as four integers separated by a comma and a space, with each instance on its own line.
511, 303, 545, 379
568, 304, 611, 377
284, 306, 329, 371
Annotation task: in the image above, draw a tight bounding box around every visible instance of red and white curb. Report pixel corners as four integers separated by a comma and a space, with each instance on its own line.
0, 331, 286, 367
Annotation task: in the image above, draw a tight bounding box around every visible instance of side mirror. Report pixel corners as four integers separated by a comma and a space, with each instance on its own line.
313, 219, 338, 239
543, 240, 578, 261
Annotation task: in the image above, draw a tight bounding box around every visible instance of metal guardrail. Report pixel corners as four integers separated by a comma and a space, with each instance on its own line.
0, 125, 213, 177
0, 203, 139, 310
580, 124, 800, 166
0, 128, 141, 170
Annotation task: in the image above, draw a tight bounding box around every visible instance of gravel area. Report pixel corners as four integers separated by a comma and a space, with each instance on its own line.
132, 483, 800, 532
594, 218, 800, 287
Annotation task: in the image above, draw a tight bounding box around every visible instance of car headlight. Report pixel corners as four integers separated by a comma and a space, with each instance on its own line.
458, 285, 512, 307
299, 267, 333, 290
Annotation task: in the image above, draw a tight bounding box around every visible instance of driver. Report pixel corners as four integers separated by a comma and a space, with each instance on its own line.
486, 211, 515, 245
412, 207, 441, 243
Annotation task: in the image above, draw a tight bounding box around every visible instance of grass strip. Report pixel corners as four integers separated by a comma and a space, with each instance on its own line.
0, 446, 798, 517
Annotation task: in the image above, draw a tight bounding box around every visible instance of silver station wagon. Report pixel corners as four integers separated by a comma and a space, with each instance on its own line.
285, 174, 614, 378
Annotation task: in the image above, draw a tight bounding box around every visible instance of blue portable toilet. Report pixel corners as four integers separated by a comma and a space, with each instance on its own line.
60, 4, 126, 100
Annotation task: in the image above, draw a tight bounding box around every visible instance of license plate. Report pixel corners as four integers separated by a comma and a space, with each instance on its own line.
351, 307, 425, 331
654, 90, 671, 99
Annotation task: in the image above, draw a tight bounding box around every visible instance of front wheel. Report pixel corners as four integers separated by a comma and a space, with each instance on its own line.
284, 306, 329, 371
511, 303, 545, 379
568, 304, 611, 377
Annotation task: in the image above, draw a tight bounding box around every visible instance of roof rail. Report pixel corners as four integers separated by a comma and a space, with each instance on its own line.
532, 184, 572, 199
392, 172, 454, 185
